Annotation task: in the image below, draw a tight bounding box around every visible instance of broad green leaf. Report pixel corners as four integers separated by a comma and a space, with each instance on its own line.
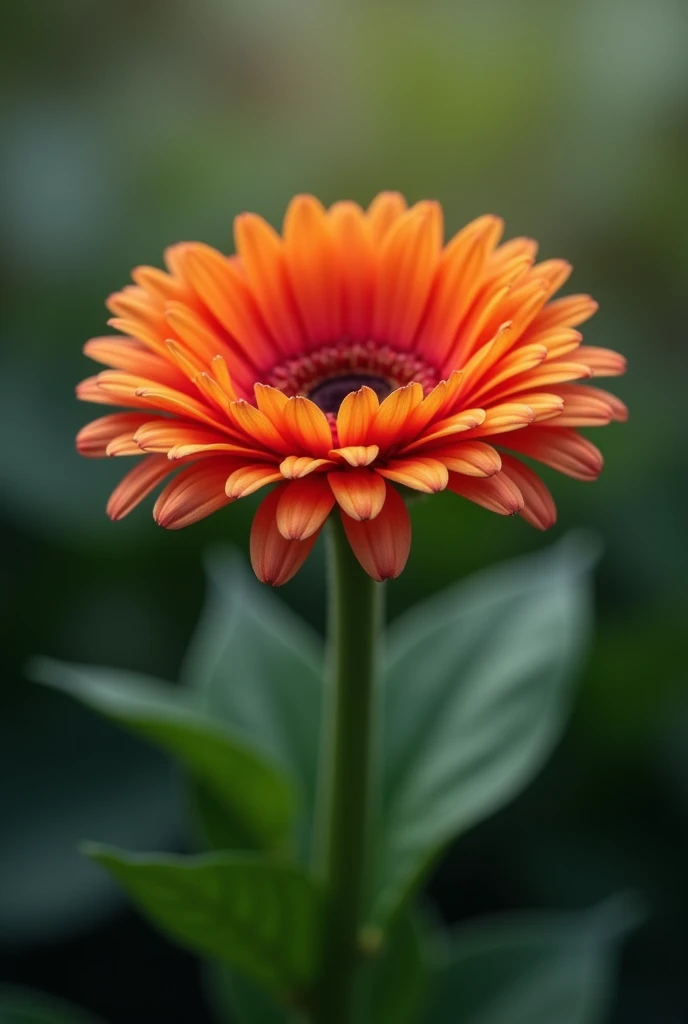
204, 907, 432, 1024
375, 534, 598, 919
30, 659, 295, 853
422, 895, 641, 1024
0, 689, 180, 946
85, 845, 322, 996
0, 986, 105, 1024
204, 964, 292, 1024
361, 907, 432, 1024
182, 550, 324, 857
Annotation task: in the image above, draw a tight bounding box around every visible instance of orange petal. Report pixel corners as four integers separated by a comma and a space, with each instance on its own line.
529, 294, 598, 332
328, 201, 375, 341
228, 399, 290, 454
106, 456, 176, 520
503, 426, 603, 481
575, 346, 627, 377
498, 454, 557, 530
284, 195, 342, 346
83, 336, 191, 391
225, 463, 283, 499
131, 264, 189, 303
153, 461, 236, 529
328, 468, 387, 521
340, 481, 411, 581
328, 444, 379, 467
372, 202, 442, 349
105, 435, 146, 456
250, 485, 319, 586
470, 403, 536, 436
233, 213, 304, 358
543, 384, 614, 427
283, 395, 333, 456
180, 244, 276, 368
336, 386, 380, 447
432, 440, 502, 477
401, 408, 486, 452
501, 392, 564, 422
276, 475, 335, 540
77, 413, 154, 457
377, 457, 448, 493
447, 470, 524, 516
254, 382, 290, 426
280, 455, 332, 479
415, 215, 503, 364
366, 192, 408, 242
372, 383, 424, 450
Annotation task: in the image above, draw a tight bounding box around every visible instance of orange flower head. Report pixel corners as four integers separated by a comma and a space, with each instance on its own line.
76, 193, 627, 584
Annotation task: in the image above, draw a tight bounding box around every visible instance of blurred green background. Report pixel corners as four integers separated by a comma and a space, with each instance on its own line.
1, 0, 686, 1020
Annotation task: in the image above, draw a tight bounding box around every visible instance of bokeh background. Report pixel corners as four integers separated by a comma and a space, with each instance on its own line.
2, 0, 687, 1020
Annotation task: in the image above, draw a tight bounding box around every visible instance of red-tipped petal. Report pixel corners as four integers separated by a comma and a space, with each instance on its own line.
498, 454, 557, 530
276, 475, 335, 540
250, 486, 319, 586
154, 461, 235, 529
447, 470, 525, 516
106, 456, 176, 520
377, 457, 448, 493
340, 482, 411, 582
328, 468, 387, 521
503, 426, 603, 481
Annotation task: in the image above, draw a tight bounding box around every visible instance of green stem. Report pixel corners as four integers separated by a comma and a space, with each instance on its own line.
312, 516, 383, 1024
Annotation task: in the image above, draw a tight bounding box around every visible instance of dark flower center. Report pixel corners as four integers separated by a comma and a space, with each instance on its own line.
308, 373, 393, 414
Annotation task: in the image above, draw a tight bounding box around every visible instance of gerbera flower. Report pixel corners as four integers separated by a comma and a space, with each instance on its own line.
76, 193, 626, 584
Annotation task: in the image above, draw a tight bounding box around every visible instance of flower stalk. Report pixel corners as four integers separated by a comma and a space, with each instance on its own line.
313, 515, 383, 1023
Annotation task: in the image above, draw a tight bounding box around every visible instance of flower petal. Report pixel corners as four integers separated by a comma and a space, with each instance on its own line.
432, 440, 502, 477
234, 213, 304, 358
284, 195, 341, 346
250, 486, 319, 586
575, 346, 627, 377
372, 383, 424, 450
336, 386, 379, 447
77, 413, 154, 457
377, 457, 448, 493
106, 456, 176, 520
283, 395, 333, 456
180, 244, 277, 368
366, 192, 408, 242
372, 202, 442, 349
328, 468, 387, 521
279, 455, 332, 479
153, 461, 236, 529
328, 201, 375, 341
328, 444, 379, 467
225, 463, 283, 499
83, 337, 191, 391
276, 475, 335, 539
340, 482, 411, 581
447, 470, 525, 516
529, 294, 598, 332
503, 426, 603, 481
498, 454, 557, 530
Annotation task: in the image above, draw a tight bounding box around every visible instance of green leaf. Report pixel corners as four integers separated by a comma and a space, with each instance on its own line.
0, 690, 181, 947
361, 908, 432, 1024
204, 964, 292, 1024
204, 908, 432, 1024
422, 895, 642, 1024
85, 845, 322, 995
182, 550, 324, 858
30, 659, 295, 853
375, 533, 598, 920
0, 986, 105, 1024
